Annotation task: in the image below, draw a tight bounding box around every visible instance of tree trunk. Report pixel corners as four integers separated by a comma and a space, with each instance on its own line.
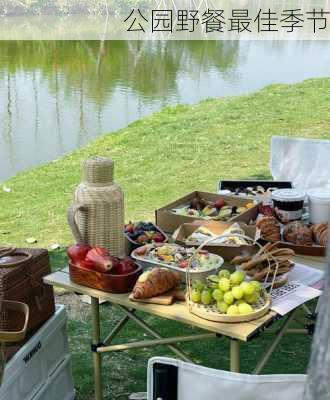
304, 247, 330, 400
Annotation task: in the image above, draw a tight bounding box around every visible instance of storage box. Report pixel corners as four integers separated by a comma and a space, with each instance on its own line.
172, 221, 258, 261
32, 356, 75, 400
0, 305, 70, 400
0, 248, 55, 334
155, 191, 258, 233
218, 180, 292, 199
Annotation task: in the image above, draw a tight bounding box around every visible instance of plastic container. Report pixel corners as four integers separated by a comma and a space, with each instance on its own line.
0, 305, 70, 400
308, 188, 330, 224
32, 355, 75, 400
272, 189, 306, 223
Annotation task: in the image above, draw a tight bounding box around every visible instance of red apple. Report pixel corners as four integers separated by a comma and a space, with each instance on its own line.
125, 222, 135, 234
215, 199, 226, 209
153, 232, 165, 242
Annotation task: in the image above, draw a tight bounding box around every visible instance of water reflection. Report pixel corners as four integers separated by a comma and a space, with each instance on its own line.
0, 40, 329, 181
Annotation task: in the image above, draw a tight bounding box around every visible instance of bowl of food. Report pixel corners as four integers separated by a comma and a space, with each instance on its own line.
131, 243, 224, 282
67, 244, 142, 293
125, 221, 168, 251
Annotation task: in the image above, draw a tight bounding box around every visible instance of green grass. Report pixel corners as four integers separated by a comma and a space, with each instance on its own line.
1, 78, 330, 248
2, 79, 329, 398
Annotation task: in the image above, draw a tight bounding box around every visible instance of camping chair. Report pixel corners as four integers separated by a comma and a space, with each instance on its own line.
147, 357, 306, 400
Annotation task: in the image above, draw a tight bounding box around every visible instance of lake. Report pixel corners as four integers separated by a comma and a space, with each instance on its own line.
0, 40, 329, 182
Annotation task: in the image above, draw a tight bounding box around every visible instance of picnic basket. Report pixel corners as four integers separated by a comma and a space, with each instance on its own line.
0, 248, 55, 333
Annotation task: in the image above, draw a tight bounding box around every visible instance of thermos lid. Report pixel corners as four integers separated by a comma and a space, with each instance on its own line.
82, 156, 114, 185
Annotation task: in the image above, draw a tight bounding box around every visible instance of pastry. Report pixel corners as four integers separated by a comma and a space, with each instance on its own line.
231, 242, 295, 288
256, 216, 281, 242
132, 268, 180, 299
311, 223, 328, 247
283, 221, 313, 246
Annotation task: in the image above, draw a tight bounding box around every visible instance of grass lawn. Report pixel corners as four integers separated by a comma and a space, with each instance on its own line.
2, 78, 329, 399
1, 78, 330, 247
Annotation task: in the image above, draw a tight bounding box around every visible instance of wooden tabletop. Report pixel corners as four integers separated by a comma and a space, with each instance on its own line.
44, 255, 326, 342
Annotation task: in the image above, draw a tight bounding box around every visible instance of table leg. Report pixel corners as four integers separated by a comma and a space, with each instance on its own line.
253, 310, 296, 374
91, 297, 103, 400
230, 339, 240, 372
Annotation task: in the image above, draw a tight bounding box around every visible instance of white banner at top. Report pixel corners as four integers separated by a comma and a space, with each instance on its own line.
0, 0, 330, 40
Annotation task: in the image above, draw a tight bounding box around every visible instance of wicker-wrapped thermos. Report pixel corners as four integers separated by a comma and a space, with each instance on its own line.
67, 157, 126, 257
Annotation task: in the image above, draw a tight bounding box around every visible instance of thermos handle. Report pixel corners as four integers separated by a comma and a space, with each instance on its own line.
67, 204, 87, 244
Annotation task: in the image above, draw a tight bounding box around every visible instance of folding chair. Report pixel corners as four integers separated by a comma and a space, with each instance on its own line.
147, 357, 306, 400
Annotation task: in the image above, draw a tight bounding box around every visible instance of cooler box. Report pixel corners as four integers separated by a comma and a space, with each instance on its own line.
0, 305, 74, 400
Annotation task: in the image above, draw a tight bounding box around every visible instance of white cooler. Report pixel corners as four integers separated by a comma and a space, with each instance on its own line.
0, 305, 75, 400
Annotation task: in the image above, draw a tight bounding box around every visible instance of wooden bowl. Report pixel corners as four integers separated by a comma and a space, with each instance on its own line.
69, 262, 142, 294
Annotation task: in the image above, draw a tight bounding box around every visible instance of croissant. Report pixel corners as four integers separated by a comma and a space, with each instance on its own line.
256, 216, 281, 242
311, 223, 329, 247
132, 268, 181, 299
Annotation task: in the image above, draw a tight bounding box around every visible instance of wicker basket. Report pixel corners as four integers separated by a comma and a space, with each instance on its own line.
0, 300, 29, 385
68, 156, 126, 257
186, 234, 273, 323
0, 248, 55, 333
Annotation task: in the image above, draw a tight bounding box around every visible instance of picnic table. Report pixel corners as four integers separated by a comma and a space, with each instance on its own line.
44, 254, 325, 400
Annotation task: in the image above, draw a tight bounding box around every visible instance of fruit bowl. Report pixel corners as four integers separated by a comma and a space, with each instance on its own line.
69, 261, 142, 293
187, 288, 271, 323
125, 221, 168, 251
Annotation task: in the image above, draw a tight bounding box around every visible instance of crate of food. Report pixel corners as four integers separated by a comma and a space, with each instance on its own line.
131, 243, 224, 282
251, 189, 328, 256
0, 305, 71, 400
124, 221, 168, 252
67, 244, 142, 293
0, 248, 55, 334
155, 191, 258, 233
172, 221, 258, 261
218, 180, 292, 200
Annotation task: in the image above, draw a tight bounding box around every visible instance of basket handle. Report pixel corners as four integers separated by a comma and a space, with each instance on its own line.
185, 233, 279, 309
0, 247, 16, 258
67, 203, 87, 244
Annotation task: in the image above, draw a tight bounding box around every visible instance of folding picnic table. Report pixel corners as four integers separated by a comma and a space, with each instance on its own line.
43, 254, 325, 400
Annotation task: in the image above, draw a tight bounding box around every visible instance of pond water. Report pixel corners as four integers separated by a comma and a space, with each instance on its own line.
0, 40, 329, 182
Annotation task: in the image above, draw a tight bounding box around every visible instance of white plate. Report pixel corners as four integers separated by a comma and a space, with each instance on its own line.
131, 244, 224, 282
